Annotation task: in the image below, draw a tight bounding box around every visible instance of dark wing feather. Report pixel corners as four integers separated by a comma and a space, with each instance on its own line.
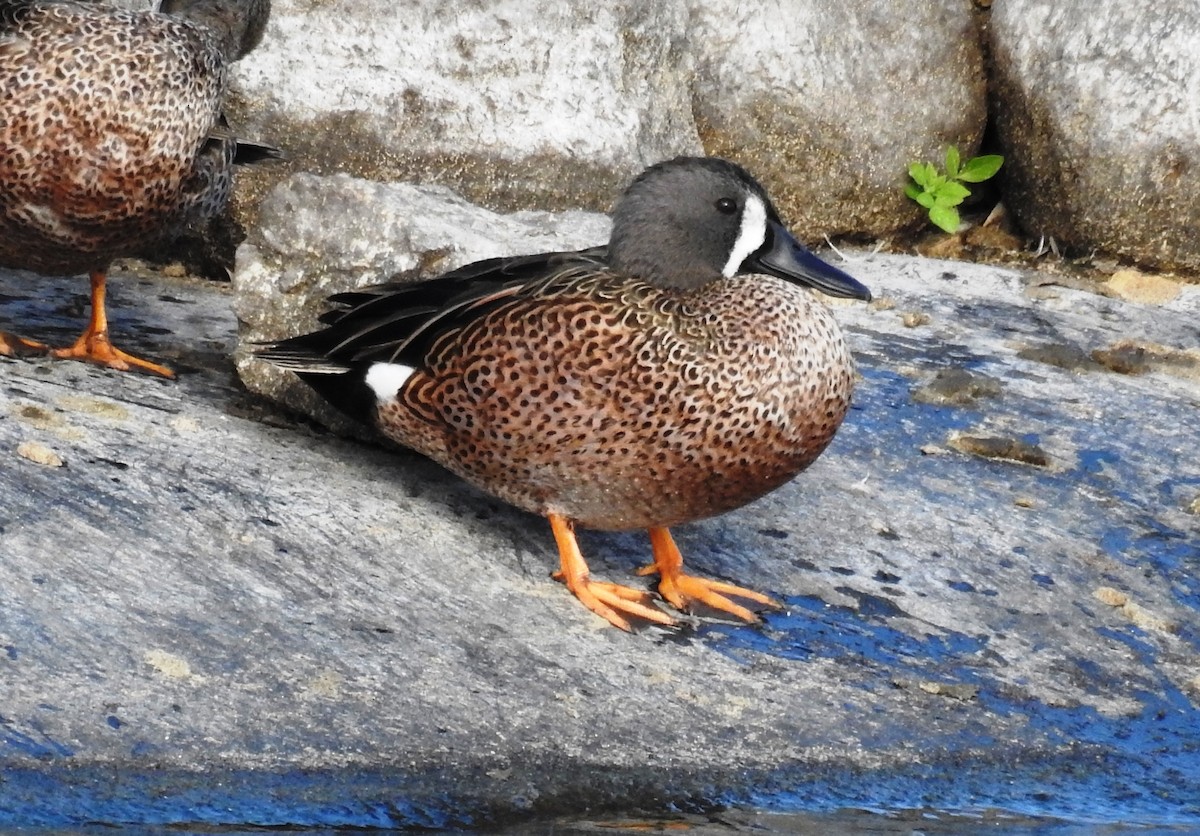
232, 137, 284, 165
257, 246, 608, 372
207, 114, 284, 165
0, 0, 40, 33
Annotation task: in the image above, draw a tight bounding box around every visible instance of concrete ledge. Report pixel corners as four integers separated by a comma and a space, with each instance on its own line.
1, 254, 1198, 829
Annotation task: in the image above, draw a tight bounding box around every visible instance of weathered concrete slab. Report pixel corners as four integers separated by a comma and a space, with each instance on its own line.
1, 252, 1198, 830
225, 0, 985, 236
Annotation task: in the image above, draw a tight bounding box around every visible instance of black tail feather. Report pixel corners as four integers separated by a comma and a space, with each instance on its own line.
257, 336, 379, 425
234, 138, 285, 165
293, 365, 378, 425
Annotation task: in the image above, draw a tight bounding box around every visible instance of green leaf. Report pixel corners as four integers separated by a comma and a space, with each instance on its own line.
903, 182, 923, 201
944, 145, 960, 179
908, 161, 934, 187
958, 154, 1004, 183
932, 181, 971, 206
914, 191, 936, 209
929, 204, 961, 233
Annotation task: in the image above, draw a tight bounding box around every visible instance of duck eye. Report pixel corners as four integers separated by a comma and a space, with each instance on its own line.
715, 197, 738, 215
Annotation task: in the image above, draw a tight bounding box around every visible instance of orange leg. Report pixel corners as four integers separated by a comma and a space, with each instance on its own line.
0, 332, 49, 357
639, 527, 782, 622
50, 270, 175, 378
548, 513, 676, 631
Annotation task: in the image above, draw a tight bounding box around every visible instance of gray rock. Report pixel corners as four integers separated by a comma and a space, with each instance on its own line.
990, 1, 1200, 271
691, 0, 986, 236
226, 0, 986, 236
3, 246, 1200, 825
229, 0, 700, 212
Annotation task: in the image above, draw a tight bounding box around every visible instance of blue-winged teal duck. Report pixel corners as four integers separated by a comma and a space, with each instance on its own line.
0, 0, 272, 377
261, 156, 872, 630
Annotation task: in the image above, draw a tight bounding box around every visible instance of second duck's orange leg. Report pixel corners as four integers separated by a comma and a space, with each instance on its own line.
640, 527, 782, 622
51, 270, 175, 378
548, 513, 676, 631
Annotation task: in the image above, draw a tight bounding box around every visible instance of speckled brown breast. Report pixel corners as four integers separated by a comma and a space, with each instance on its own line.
375, 271, 856, 531
0, 2, 229, 275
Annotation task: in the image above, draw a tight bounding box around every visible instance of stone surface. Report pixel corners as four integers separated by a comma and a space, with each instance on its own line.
989, 0, 1200, 271
2, 240, 1198, 827
99, 0, 1200, 275
224, 0, 986, 237
228, 0, 699, 216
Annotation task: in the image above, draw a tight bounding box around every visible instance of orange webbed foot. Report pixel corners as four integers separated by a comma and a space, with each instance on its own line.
0, 332, 50, 357
549, 513, 676, 631
641, 527, 782, 623
51, 333, 175, 378
48, 270, 175, 378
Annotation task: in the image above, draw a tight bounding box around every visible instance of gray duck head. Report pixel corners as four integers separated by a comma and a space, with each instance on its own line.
159, 0, 271, 61
609, 156, 871, 300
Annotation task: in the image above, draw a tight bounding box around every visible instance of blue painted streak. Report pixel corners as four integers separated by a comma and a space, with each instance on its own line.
0, 767, 471, 829
707, 590, 1200, 824
706, 365, 1200, 826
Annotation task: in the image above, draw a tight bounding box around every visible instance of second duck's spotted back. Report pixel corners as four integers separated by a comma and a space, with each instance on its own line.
0, 0, 272, 376
261, 156, 872, 631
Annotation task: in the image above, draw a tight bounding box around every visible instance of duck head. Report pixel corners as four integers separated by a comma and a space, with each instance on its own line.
609, 156, 871, 301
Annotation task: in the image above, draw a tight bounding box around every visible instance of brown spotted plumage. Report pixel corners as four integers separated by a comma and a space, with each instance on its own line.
261, 156, 872, 630
0, 0, 272, 376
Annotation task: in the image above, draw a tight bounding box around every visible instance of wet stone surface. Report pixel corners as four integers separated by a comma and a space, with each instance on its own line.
0, 250, 1198, 830
911, 367, 1004, 407
947, 434, 1050, 467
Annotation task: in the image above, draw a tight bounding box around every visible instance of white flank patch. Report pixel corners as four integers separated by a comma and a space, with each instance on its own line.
365, 362, 416, 402
26, 203, 74, 239
721, 193, 768, 278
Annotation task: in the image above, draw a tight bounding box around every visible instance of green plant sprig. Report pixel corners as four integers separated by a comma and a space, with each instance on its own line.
905, 145, 1003, 234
